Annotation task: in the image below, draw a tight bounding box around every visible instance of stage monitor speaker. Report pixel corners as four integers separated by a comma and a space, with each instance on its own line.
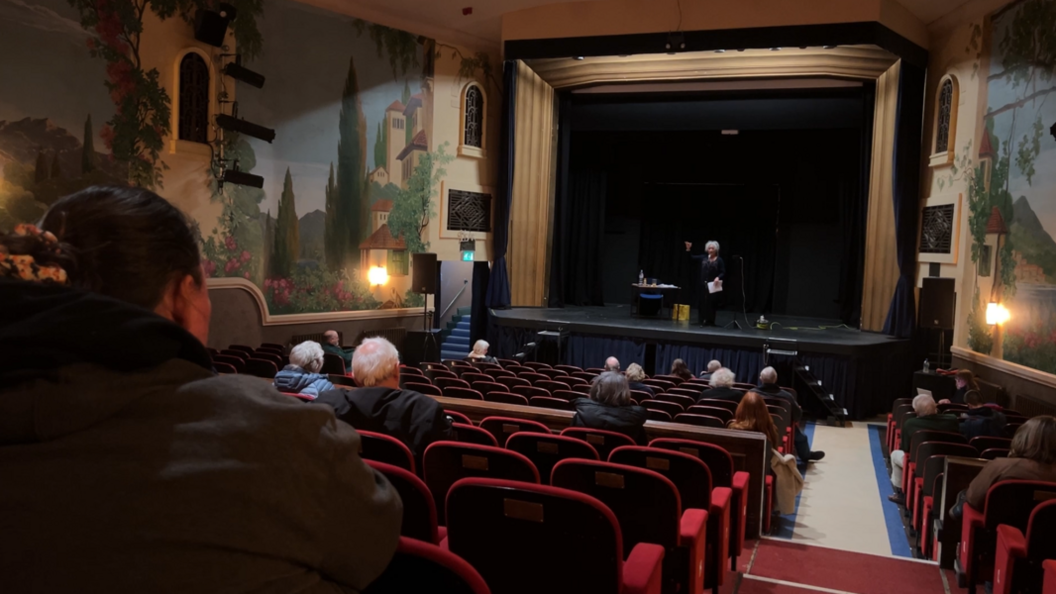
403, 329, 441, 367
919, 277, 956, 330
194, 4, 236, 47
412, 253, 437, 294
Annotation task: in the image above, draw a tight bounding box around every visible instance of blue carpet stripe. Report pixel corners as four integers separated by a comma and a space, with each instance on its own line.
868, 424, 914, 558
772, 421, 815, 539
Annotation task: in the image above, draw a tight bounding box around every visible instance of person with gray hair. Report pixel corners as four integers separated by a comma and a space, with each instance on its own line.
624, 363, 654, 397
697, 368, 743, 403
684, 239, 725, 326
273, 341, 335, 398
314, 337, 453, 459
466, 339, 498, 364
757, 366, 825, 463
700, 359, 723, 380
887, 393, 959, 504
603, 357, 620, 372
572, 371, 649, 444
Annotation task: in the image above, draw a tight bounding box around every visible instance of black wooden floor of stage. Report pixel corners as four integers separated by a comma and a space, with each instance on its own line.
491, 305, 904, 357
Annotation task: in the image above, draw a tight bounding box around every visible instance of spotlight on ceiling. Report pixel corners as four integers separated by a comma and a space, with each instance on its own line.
216, 113, 276, 143
223, 56, 265, 89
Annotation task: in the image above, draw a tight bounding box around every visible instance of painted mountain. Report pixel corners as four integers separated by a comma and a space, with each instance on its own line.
298, 209, 326, 264
1011, 196, 1056, 283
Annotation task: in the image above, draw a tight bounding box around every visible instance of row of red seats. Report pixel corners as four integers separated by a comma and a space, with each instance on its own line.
887, 398, 1029, 454
209, 343, 287, 377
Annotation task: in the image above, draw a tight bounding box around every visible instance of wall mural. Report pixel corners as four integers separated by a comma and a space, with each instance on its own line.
0, 0, 491, 316
962, 0, 1056, 374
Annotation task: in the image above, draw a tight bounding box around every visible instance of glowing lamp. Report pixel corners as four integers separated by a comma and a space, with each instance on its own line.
985, 302, 1010, 326
368, 266, 389, 286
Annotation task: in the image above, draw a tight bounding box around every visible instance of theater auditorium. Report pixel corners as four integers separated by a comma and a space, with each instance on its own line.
2, 0, 1056, 592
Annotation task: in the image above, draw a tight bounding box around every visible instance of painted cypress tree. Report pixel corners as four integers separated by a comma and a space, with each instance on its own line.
82, 114, 95, 174
272, 168, 300, 278
324, 162, 339, 270
402, 80, 413, 145
34, 152, 49, 184
50, 153, 62, 179
335, 55, 367, 268
373, 121, 387, 173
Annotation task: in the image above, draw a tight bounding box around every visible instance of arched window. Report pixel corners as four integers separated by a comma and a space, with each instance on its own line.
459, 83, 486, 158
930, 75, 959, 166
178, 53, 210, 144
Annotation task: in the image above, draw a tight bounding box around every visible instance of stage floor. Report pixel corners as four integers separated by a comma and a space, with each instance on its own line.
492, 305, 905, 356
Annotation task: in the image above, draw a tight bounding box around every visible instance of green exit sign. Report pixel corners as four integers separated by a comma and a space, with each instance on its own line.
461, 251, 474, 261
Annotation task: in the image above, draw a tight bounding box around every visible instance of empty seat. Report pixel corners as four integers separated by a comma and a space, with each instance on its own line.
513, 385, 551, 399
668, 387, 704, 399
470, 381, 507, 395
571, 384, 593, 395
552, 459, 707, 594
495, 358, 520, 368
506, 433, 600, 483
572, 371, 599, 382
406, 382, 444, 396
461, 372, 492, 385
994, 499, 1056, 594
252, 351, 283, 367
551, 389, 583, 402
321, 353, 346, 375
970, 436, 1012, 452
446, 478, 665, 594
498, 376, 531, 390
650, 438, 750, 568
629, 390, 653, 403
564, 376, 589, 387
426, 368, 459, 383
365, 461, 438, 544
259, 342, 285, 350
485, 368, 516, 379
244, 358, 278, 379
646, 409, 673, 422
642, 379, 675, 393
452, 423, 499, 447
484, 392, 530, 406
657, 393, 696, 409
674, 414, 726, 429
471, 361, 503, 371
688, 405, 734, 424
904, 430, 969, 497
957, 480, 1056, 594
523, 362, 552, 370
227, 344, 255, 356
212, 354, 244, 372
444, 387, 485, 401
517, 372, 550, 385
980, 448, 1011, 460
436, 377, 472, 390
560, 427, 636, 461
555, 364, 584, 374
445, 410, 472, 425
641, 399, 684, 417
530, 396, 574, 411
479, 416, 552, 446
423, 442, 540, 524
653, 374, 684, 385
212, 361, 237, 374
358, 430, 416, 474
538, 368, 570, 379
363, 536, 490, 594
538, 379, 572, 393
400, 365, 425, 376
910, 442, 978, 535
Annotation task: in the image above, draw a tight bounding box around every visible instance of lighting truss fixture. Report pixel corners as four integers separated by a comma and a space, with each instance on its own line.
223, 55, 265, 89
220, 166, 264, 189
216, 113, 276, 143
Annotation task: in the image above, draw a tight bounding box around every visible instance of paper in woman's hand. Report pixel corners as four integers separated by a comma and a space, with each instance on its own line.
708, 280, 723, 294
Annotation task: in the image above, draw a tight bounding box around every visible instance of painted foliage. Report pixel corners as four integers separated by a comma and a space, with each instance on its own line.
965, 0, 1056, 373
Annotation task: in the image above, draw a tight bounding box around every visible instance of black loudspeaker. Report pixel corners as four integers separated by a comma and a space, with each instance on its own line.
194, 3, 237, 47
412, 253, 438, 294
403, 329, 441, 367
919, 277, 956, 329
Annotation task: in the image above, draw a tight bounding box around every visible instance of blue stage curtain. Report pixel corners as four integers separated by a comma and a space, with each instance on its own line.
485, 61, 517, 309
883, 62, 925, 338
655, 344, 765, 385
565, 334, 647, 370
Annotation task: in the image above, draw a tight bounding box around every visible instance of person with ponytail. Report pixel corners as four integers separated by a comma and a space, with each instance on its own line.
0, 186, 400, 593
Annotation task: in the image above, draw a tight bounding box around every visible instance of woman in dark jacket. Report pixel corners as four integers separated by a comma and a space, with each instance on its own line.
625, 363, 655, 397
572, 371, 649, 444
965, 416, 1056, 510
0, 186, 400, 593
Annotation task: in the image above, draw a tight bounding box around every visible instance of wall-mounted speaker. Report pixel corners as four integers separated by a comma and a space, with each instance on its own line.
194, 3, 237, 47
919, 277, 956, 330
412, 253, 438, 294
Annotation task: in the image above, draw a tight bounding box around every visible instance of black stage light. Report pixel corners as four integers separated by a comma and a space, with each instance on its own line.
221, 168, 264, 188
215, 114, 276, 143
223, 59, 266, 89
1050, 120, 1055, 141
194, 3, 237, 47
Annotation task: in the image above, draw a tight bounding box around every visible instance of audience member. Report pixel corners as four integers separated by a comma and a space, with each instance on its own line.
943, 369, 981, 405
0, 186, 400, 592
571, 371, 648, 444
603, 356, 620, 372
888, 394, 959, 503
273, 341, 336, 398
729, 391, 803, 514
757, 366, 825, 463
670, 358, 694, 381
321, 330, 353, 373
697, 368, 742, 403
965, 416, 1056, 510
314, 337, 454, 459
959, 390, 1007, 440
625, 363, 655, 397
700, 359, 722, 380
466, 339, 498, 364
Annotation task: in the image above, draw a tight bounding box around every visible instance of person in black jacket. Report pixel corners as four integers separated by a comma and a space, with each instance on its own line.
757, 366, 825, 463
697, 368, 743, 403
572, 372, 649, 444
314, 336, 453, 460
685, 240, 725, 326
960, 390, 1007, 440
625, 363, 655, 398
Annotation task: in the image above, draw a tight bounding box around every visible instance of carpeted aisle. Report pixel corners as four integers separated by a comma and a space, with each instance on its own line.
743, 539, 946, 594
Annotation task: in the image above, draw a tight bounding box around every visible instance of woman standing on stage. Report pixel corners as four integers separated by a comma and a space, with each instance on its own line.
685, 240, 725, 327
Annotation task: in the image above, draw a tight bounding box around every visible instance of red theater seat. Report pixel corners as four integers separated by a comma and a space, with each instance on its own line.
560, 427, 636, 461
358, 430, 416, 474
451, 423, 499, 447
363, 536, 490, 594
365, 461, 438, 544
674, 414, 727, 429
436, 377, 472, 390
445, 410, 472, 425
484, 392, 529, 406
506, 432, 600, 484
658, 393, 697, 409
479, 416, 552, 445
994, 500, 1056, 594
445, 478, 664, 594
443, 387, 485, 401
530, 396, 574, 411
552, 459, 707, 594
423, 442, 540, 525
406, 382, 443, 396
1044, 560, 1056, 594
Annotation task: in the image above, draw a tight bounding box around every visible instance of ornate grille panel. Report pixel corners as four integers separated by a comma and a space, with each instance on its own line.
463, 85, 483, 149
178, 54, 210, 144
920, 204, 955, 254
448, 189, 491, 233
935, 79, 953, 153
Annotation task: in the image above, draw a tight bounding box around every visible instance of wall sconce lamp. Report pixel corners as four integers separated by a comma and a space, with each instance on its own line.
985, 302, 1010, 326
368, 266, 389, 286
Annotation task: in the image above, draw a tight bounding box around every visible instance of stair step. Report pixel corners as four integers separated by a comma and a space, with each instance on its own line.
451, 328, 470, 337
456, 306, 472, 316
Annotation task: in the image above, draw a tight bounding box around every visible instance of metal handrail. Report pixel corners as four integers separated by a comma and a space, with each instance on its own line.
440, 279, 469, 321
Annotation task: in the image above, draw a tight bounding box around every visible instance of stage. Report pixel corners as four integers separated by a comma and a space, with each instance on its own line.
488, 305, 915, 420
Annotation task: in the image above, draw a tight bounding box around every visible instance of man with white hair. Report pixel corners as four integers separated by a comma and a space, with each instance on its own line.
274, 341, 335, 398
887, 394, 959, 504
697, 368, 742, 403
321, 330, 353, 373
700, 359, 722, 380
314, 337, 453, 459
604, 357, 620, 372
757, 366, 825, 463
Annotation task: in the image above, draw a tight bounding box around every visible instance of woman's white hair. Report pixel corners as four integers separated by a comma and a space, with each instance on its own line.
352, 337, 400, 387
706, 240, 720, 253
290, 340, 325, 373
472, 339, 489, 356
709, 367, 735, 388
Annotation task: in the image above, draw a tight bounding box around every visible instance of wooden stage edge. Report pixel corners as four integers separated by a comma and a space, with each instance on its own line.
433, 395, 769, 539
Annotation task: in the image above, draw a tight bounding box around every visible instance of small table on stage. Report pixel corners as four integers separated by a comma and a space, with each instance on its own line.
631, 283, 681, 318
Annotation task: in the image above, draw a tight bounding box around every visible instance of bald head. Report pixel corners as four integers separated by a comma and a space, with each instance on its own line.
352, 337, 401, 389
760, 366, 778, 385
604, 357, 620, 372
323, 330, 340, 346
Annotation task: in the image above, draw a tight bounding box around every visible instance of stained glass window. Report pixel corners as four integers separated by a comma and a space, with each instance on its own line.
463, 85, 483, 149
935, 79, 953, 154
178, 53, 210, 144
